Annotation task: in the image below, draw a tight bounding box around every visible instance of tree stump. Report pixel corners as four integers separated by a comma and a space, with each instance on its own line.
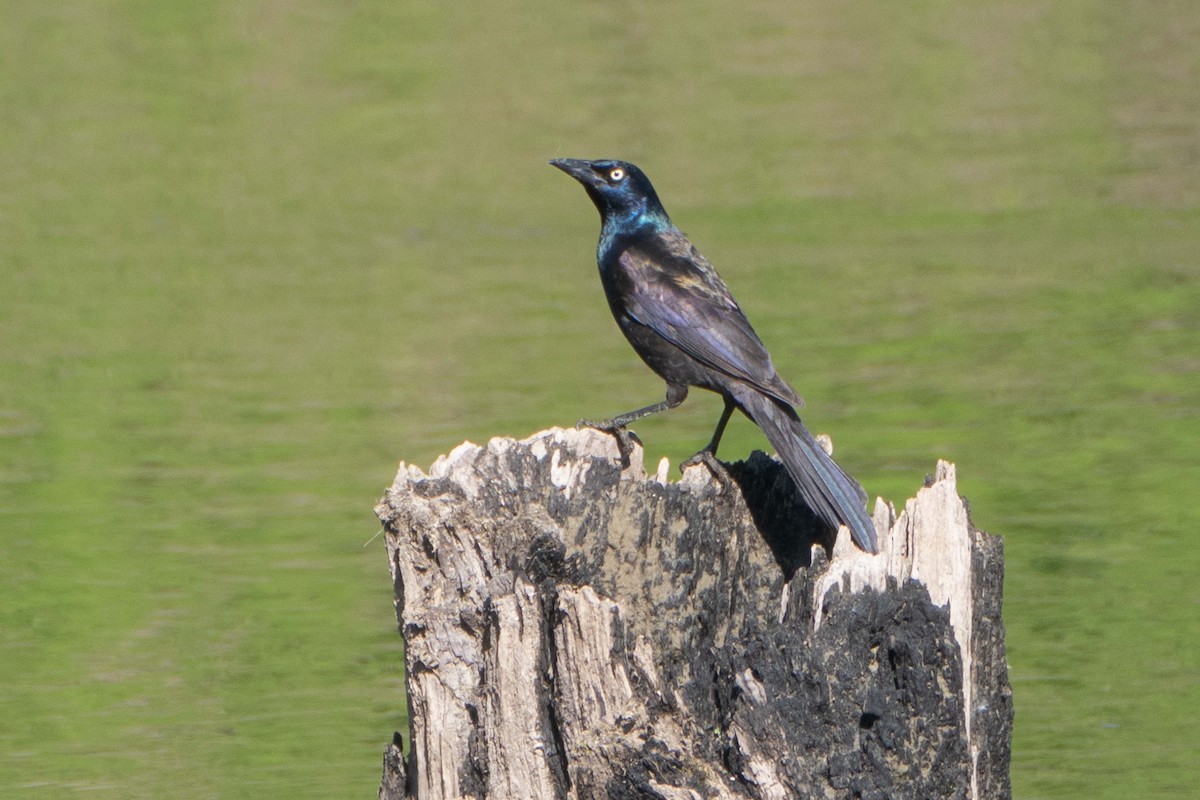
374, 427, 1012, 799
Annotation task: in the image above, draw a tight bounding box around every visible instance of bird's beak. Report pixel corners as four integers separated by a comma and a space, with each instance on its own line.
550, 158, 604, 188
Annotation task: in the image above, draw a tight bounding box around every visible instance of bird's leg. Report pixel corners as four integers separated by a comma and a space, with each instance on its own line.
582, 399, 673, 430
681, 397, 736, 480
579, 383, 689, 430
579, 384, 688, 466
700, 396, 737, 458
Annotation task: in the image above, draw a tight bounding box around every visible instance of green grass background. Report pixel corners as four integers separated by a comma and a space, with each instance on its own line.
2, 2, 1197, 797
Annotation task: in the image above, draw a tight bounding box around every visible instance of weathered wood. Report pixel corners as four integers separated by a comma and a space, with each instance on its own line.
375, 427, 1012, 799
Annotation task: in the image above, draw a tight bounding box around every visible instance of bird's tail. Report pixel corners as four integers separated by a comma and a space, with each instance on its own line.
733, 386, 879, 554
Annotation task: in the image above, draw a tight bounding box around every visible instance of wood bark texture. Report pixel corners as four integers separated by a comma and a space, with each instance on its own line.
375, 427, 1012, 800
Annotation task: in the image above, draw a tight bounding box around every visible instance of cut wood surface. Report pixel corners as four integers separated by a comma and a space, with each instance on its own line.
375, 427, 1012, 799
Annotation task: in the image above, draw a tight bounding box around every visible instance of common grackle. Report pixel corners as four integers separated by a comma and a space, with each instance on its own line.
551, 158, 878, 554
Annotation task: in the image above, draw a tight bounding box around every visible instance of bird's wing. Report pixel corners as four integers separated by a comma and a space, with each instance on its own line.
616, 230, 802, 406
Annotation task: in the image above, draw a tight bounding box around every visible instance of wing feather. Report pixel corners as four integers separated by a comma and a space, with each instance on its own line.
614, 230, 801, 406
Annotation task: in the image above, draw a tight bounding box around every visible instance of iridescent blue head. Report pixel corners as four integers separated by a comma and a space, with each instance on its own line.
550, 158, 671, 231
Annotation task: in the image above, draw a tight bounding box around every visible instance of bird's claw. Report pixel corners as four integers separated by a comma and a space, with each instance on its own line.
576, 418, 640, 468
680, 449, 731, 488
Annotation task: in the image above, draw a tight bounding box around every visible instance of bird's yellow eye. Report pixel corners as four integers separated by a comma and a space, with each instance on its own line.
608, 167, 625, 182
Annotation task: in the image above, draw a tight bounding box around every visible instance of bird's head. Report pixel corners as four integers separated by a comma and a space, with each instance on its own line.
550, 158, 670, 229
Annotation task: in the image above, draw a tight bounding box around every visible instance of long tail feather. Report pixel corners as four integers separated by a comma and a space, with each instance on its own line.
734, 386, 878, 553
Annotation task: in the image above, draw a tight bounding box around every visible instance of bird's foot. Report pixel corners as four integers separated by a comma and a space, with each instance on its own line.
576, 418, 641, 468
680, 448, 730, 488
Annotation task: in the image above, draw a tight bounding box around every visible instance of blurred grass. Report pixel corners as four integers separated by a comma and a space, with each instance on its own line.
1, 1, 1197, 798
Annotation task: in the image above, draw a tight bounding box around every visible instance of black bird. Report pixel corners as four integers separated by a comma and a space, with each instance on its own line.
551, 158, 879, 554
